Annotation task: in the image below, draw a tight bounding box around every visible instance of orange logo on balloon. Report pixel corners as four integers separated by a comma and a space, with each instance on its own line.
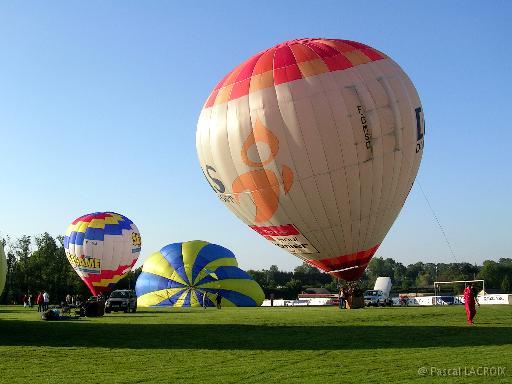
232, 119, 293, 223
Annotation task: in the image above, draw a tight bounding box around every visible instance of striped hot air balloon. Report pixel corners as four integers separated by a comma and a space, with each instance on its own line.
196, 38, 424, 281
135, 241, 264, 308
64, 212, 141, 296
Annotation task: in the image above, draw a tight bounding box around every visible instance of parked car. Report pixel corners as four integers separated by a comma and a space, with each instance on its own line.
364, 277, 393, 307
105, 290, 137, 313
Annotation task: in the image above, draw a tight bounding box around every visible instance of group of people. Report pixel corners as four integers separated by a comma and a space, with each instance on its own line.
21, 291, 49, 311
35, 291, 50, 312
22, 293, 33, 308
21, 291, 84, 313
202, 290, 222, 309
335, 281, 481, 324
338, 282, 363, 309
64, 293, 82, 306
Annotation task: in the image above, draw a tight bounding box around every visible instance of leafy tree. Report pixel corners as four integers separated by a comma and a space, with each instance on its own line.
501, 274, 511, 293
477, 260, 500, 289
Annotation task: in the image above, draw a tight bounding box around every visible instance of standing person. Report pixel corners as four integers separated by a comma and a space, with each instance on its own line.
36, 292, 44, 312
464, 283, 480, 325
28, 293, 33, 308
43, 290, 50, 311
338, 286, 346, 310
66, 294, 72, 306
202, 290, 208, 309
22, 294, 28, 308
216, 292, 222, 309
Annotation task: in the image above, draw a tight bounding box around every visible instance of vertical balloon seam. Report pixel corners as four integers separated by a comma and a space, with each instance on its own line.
386, 71, 419, 237
347, 80, 372, 257
197, 108, 212, 194
389, 70, 414, 222
227, 91, 265, 225
293, 48, 340, 250
266, 48, 321, 236
291, 88, 333, 236
254, 102, 297, 230
224, 93, 244, 207
303, 78, 344, 255
378, 74, 415, 244
306, 61, 356, 256
361, 72, 384, 254
327, 75, 357, 255
252, 47, 297, 230
349, 78, 376, 268
107, 214, 118, 271
278, 92, 330, 254
363, 66, 393, 248
271, 73, 330, 254
265, 99, 310, 232
207, 105, 226, 204
248, 71, 306, 234
269, 50, 323, 237
270, 87, 321, 239
105, 225, 115, 273
354, 74, 382, 257
318, 70, 355, 256
210, 104, 231, 206
351, 63, 383, 254
337, 73, 360, 259
97, 217, 109, 273
239, 54, 274, 227
338, 75, 362, 258
339, 80, 364, 266
367, 63, 404, 246
229, 98, 262, 225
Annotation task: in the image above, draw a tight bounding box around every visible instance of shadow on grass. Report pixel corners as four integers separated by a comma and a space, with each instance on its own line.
0, 320, 510, 350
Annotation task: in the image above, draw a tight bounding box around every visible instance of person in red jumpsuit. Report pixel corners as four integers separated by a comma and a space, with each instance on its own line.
463, 283, 480, 325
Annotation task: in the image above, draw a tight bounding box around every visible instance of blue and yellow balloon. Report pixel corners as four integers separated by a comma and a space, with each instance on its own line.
135, 240, 264, 307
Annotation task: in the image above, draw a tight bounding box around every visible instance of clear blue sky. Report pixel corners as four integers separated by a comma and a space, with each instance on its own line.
0, 2, 510, 271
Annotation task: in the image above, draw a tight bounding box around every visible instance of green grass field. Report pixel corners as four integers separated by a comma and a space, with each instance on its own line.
1, 304, 511, 383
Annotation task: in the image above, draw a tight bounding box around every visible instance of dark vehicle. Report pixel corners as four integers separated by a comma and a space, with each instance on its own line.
105, 290, 137, 313
77, 296, 105, 317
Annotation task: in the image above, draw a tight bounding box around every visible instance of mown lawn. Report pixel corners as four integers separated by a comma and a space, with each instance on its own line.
0, 305, 511, 383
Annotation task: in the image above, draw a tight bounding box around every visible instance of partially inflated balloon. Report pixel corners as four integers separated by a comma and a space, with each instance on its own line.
135, 240, 264, 307
196, 38, 424, 280
64, 212, 141, 296
0, 243, 6, 296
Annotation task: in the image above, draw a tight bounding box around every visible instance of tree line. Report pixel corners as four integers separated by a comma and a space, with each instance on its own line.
1, 233, 510, 304
0, 233, 138, 305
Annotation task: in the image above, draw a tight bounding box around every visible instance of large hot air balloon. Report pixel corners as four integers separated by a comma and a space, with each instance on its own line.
64, 212, 141, 296
135, 240, 264, 307
0, 243, 6, 297
196, 38, 424, 280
